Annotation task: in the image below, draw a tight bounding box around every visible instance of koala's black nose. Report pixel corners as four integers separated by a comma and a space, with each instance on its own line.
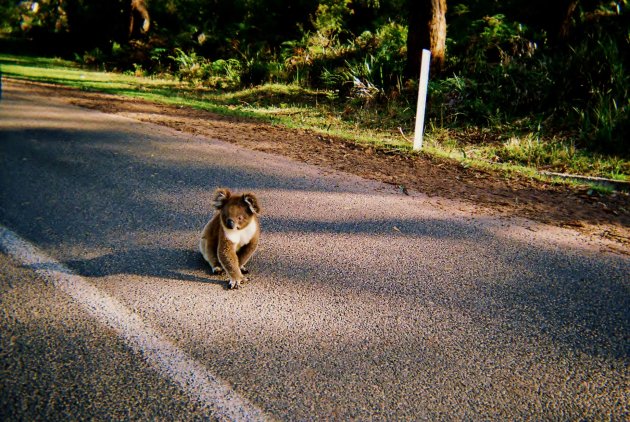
226, 218, 236, 229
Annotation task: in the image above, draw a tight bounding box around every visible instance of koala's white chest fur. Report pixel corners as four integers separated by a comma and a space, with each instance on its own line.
223, 219, 258, 251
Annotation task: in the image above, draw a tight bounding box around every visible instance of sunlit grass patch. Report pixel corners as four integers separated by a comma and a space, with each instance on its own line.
1, 53, 627, 185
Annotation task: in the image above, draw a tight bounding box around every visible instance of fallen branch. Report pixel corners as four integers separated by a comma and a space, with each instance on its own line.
398, 127, 412, 143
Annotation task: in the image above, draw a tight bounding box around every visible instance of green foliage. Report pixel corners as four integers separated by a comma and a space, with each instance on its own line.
482, 134, 630, 178
288, 20, 407, 101
169, 48, 242, 89
437, 3, 628, 156
494, 135, 578, 169
558, 28, 629, 154
1, 0, 627, 163
209, 59, 243, 89
354, 21, 407, 84
3, 51, 629, 180
463, 14, 536, 69
0, 3, 19, 33
169, 48, 207, 82
10, 0, 68, 34
313, 0, 353, 36
74, 48, 106, 66
429, 58, 554, 126
240, 60, 272, 87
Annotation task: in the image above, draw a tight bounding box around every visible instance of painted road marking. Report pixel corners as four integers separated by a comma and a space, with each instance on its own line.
0, 225, 268, 422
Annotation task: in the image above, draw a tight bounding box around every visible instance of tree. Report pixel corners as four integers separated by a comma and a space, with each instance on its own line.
405, 0, 447, 78
129, 0, 150, 37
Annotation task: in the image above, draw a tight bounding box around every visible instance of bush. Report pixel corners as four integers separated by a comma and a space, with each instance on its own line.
169, 48, 209, 82
168, 49, 242, 89
555, 28, 629, 154
434, 7, 628, 156
240, 60, 270, 87
464, 14, 536, 70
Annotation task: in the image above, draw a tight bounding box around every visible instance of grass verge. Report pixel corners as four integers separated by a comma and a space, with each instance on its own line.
1, 53, 627, 187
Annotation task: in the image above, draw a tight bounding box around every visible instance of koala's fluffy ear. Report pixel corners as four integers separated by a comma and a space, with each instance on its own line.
213, 188, 231, 209
243, 193, 261, 215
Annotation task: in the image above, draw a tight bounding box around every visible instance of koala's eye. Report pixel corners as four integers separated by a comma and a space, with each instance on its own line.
237, 216, 244, 222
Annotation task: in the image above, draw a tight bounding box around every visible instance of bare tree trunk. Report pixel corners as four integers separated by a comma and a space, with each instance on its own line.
129, 0, 150, 37
405, 0, 447, 79
429, 0, 447, 73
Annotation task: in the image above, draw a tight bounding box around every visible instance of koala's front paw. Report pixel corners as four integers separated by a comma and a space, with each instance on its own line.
212, 266, 224, 275
228, 278, 242, 289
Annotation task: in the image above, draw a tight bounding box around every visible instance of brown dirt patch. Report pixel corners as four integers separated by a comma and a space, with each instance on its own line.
12, 79, 630, 253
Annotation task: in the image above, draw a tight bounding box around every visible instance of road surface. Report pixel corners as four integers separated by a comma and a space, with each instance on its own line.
1, 80, 628, 420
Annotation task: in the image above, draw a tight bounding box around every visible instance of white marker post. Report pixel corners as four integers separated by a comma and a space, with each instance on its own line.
413, 49, 431, 150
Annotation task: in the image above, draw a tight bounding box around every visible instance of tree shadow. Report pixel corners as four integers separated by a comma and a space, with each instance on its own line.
257, 214, 630, 360
2, 113, 628, 362
58, 246, 230, 288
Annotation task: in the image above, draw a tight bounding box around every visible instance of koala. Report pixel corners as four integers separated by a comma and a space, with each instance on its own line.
199, 188, 261, 289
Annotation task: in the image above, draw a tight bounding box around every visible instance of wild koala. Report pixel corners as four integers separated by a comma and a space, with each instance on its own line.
199, 188, 261, 289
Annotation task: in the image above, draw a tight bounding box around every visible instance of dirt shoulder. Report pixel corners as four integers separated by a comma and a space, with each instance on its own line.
10, 79, 629, 252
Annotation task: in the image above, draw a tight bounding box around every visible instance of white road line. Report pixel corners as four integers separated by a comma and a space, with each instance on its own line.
0, 225, 268, 422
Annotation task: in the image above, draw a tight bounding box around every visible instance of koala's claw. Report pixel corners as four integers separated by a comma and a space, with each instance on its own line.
228, 276, 250, 289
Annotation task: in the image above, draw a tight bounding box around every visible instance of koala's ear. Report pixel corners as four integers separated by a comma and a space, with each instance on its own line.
243, 193, 261, 215
212, 188, 231, 209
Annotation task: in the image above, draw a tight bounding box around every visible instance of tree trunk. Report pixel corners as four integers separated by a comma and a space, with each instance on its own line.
557, 0, 579, 42
429, 0, 447, 73
405, 0, 447, 79
129, 0, 150, 37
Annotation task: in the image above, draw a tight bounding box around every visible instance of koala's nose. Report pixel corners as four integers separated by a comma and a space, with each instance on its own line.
226, 218, 236, 229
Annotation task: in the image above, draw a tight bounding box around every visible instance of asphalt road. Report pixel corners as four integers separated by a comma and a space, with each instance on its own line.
1, 80, 628, 420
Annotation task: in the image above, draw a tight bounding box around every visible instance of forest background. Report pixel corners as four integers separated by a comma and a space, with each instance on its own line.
1, 0, 628, 179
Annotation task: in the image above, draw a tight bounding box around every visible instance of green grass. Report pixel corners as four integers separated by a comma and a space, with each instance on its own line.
2, 53, 628, 185
0, 54, 172, 90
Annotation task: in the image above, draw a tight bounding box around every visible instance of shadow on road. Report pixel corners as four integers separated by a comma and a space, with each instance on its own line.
60, 247, 227, 287
2, 117, 628, 364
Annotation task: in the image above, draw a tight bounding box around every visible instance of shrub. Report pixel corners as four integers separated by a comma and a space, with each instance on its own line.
168, 49, 242, 89
556, 29, 629, 154
169, 48, 209, 82
240, 60, 270, 87
209, 58, 241, 89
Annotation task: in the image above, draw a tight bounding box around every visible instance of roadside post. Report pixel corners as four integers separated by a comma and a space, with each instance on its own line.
413, 49, 431, 150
